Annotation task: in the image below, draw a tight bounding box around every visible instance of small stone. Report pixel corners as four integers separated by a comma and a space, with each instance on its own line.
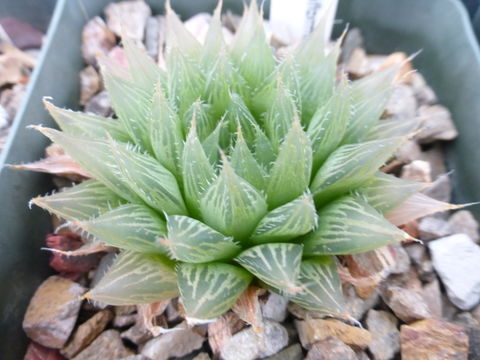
442, 295, 460, 321
23, 276, 85, 348
0, 53, 26, 86
61, 310, 113, 358
418, 216, 452, 241
192, 353, 211, 360
121, 318, 154, 345
422, 173, 452, 203
448, 210, 480, 243
346, 47, 369, 77
208, 311, 246, 356
380, 271, 432, 323
344, 285, 380, 321
400, 319, 468, 360
453, 312, 480, 360
72, 329, 133, 360
296, 318, 372, 350
165, 298, 182, 323
24, 342, 64, 360
419, 143, 447, 179
220, 320, 289, 360
401, 160, 432, 183
261, 292, 288, 322
340, 28, 364, 64
395, 139, 422, 164
81, 17, 116, 66
417, 104, 458, 144
114, 313, 137, 328
422, 279, 443, 319
377, 52, 414, 84
366, 310, 400, 360
80, 66, 101, 105
115, 305, 137, 316
120, 356, 151, 360
404, 243, 425, 265
84, 90, 112, 116
344, 246, 396, 298
264, 343, 303, 360
390, 243, 411, 274
0, 105, 8, 129
144, 16, 159, 59
429, 234, 480, 309
141, 325, 205, 360
0, 83, 26, 122
410, 72, 437, 105
105, 0, 151, 41
305, 337, 357, 360
385, 85, 417, 119
0, 17, 44, 49
381, 285, 432, 323
108, 46, 129, 68
473, 304, 480, 323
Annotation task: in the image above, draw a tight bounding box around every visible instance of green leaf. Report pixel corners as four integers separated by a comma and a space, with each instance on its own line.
343, 68, 395, 144
253, 123, 276, 169
177, 262, 252, 319
266, 119, 313, 209
30, 179, 126, 221
200, 155, 268, 241
165, 3, 202, 59
356, 171, 423, 214
223, 93, 257, 148
231, 128, 266, 190
102, 71, 153, 152
150, 84, 184, 177
164, 215, 241, 263
202, 119, 224, 165
44, 100, 129, 142
230, 0, 275, 90
235, 243, 303, 294
264, 78, 299, 150
109, 139, 187, 215
289, 256, 347, 316
303, 196, 409, 255
307, 85, 351, 172
203, 50, 247, 119
250, 56, 302, 119
87, 251, 178, 305
182, 124, 216, 217
367, 117, 420, 141
200, 2, 225, 68
250, 193, 317, 243
294, 33, 339, 122
311, 138, 402, 205
76, 204, 167, 254
166, 47, 204, 117
34, 127, 140, 203
122, 36, 163, 91
182, 100, 216, 141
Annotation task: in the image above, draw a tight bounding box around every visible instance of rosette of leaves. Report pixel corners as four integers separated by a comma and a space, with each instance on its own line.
29, 2, 430, 320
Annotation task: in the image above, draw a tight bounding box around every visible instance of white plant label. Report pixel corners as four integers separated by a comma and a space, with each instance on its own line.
269, 0, 339, 45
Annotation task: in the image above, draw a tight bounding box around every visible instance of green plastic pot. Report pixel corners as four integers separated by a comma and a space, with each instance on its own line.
1, 0, 479, 357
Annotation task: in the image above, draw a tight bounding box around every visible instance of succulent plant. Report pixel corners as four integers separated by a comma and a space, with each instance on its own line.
30, 2, 429, 321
